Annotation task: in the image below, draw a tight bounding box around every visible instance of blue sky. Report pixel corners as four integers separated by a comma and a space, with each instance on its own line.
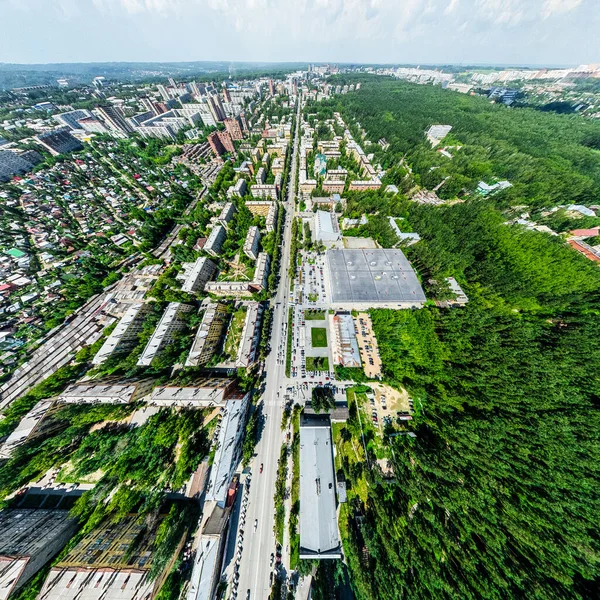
0, 0, 598, 66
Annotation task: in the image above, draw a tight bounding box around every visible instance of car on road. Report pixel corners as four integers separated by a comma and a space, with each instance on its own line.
260, 463, 263, 473
270, 553, 275, 567
254, 519, 258, 532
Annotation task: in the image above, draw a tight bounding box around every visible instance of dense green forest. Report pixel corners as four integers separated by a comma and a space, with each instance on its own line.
327, 79, 600, 600
320, 75, 600, 208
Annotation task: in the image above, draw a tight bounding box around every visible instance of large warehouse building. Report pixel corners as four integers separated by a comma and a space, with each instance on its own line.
325, 248, 426, 310
299, 414, 341, 560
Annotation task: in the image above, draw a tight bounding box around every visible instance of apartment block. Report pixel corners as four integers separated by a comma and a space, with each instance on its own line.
38, 514, 182, 600
227, 178, 247, 199
92, 302, 153, 365
185, 302, 230, 367
59, 378, 154, 403
235, 302, 264, 368
223, 117, 243, 140
0, 509, 78, 600
205, 225, 227, 257
179, 257, 217, 293
218, 202, 236, 230
250, 184, 277, 200
243, 226, 261, 260
137, 303, 195, 366
151, 377, 237, 407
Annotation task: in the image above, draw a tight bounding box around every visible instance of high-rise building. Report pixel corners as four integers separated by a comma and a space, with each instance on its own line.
239, 112, 249, 133
208, 130, 235, 156
140, 96, 158, 116
223, 87, 232, 103
218, 130, 235, 153
223, 117, 243, 141
269, 79, 275, 95
208, 131, 226, 157
157, 84, 171, 101
94, 105, 133, 134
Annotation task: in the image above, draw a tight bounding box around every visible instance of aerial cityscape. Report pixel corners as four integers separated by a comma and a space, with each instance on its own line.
0, 2, 599, 600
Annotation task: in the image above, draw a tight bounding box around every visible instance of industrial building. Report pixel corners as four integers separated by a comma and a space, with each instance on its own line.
204, 225, 227, 257
0, 508, 78, 600
185, 303, 229, 367
37, 513, 181, 600
179, 257, 217, 293
325, 249, 426, 310
59, 378, 154, 404
299, 414, 341, 559
92, 302, 153, 365
150, 378, 237, 407
137, 302, 195, 366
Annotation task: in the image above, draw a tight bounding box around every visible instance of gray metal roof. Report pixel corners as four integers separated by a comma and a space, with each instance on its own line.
299, 414, 341, 558
326, 248, 426, 305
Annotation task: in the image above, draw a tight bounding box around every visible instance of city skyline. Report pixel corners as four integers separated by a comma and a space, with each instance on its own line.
1, 0, 599, 66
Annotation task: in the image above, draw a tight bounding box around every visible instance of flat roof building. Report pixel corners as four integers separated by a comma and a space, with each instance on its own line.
243, 226, 261, 260
205, 253, 269, 298
205, 393, 249, 507
35, 128, 83, 156
227, 178, 247, 199
59, 378, 154, 404
179, 257, 217, 293
315, 210, 340, 242
151, 378, 237, 407
0, 400, 65, 460
0, 508, 78, 600
299, 414, 341, 559
92, 303, 153, 365
37, 514, 180, 600
330, 312, 361, 368
235, 302, 263, 368
204, 225, 227, 257
137, 303, 194, 366
217, 202, 236, 230
185, 303, 229, 367
325, 249, 426, 310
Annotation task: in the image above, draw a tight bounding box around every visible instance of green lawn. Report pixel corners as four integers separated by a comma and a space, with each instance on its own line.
306, 356, 330, 371
224, 308, 246, 359
305, 309, 326, 320
311, 327, 328, 347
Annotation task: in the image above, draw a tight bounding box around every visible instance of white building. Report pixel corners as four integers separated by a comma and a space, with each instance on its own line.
179, 257, 217, 293
315, 210, 340, 242
243, 226, 260, 260
204, 225, 227, 257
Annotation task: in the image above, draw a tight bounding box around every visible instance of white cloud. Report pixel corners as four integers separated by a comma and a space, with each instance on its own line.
542, 0, 583, 19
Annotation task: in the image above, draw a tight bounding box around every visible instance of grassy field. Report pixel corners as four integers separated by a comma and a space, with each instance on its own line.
304, 309, 326, 320
311, 326, 328, 347
224, 307, 246, 359
306, 356, 330, 371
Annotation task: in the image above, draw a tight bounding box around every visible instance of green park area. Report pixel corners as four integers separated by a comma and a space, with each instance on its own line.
311, 327, 328, 347
224, 307, 246, 359
306, 356, 329, 371
304, 309, 326, 320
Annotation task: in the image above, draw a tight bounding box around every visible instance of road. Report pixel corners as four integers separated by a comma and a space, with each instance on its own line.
236, 96, 302, 599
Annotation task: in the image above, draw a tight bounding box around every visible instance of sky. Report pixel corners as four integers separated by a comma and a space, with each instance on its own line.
0, 0, 598, 67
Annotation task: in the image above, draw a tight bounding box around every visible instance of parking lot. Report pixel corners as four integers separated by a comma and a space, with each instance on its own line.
297, 251, 328, 306
365, 383, 413, 431
354, 312, 382, 379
